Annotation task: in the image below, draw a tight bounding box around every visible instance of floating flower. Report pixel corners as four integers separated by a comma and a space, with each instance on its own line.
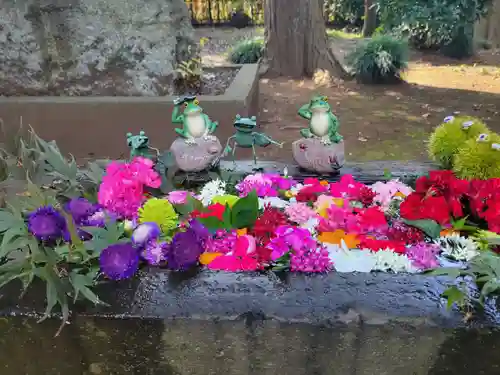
258, 197, 289, 209
434, 234, 479, 261
284, 202, 317, 224
131, 222, 161, 246
138, 198, 178, 233
99, 243, 140, 280
197, 179, 227, 206
330, 174, 365, 199
236, 173, 277, 197
207, 235, 259, 271
406, 242, 440, 269
166, 228, 204, 270
387, 220, 424, 244
359, 237, 406, 254
318, 229, 360, 248
141, 240, 169, 265
326, 241, 377, 273
27, 206, 67, 241
167, 191, 192, 205
188, 219, 210, 245
371, 248, 416, 273
251, 205, 288, 256
191, 203, 226, 221
370, 179, 413, 210
290, 244, 331, 272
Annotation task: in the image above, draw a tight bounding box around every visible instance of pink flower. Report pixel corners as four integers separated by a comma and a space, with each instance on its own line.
207, 235, 259, 271
329, 175, 365, 199
285, 202, 317, 224
97, 157, 161, 219
167, 190, 191, 205
406, 242, 440, 270
370, 180, 413, 209
236, 173, 277, 197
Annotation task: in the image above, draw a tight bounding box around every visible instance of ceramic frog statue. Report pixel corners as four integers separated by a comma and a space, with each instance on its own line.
171, 98, 218, 145
126, 131, 153, 160
298, 95, 343, 145
224, 114, 283, 168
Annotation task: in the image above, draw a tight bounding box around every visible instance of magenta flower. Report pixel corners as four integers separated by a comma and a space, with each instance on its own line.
267, 226, 316, 260
99, 243, 140, 280
236, 173, 278, 197
131, 222, 161, 247
266, 173, 297, 190
205, 230, 238, 254
290, 245, 331, 273
141, 240, 169, 265
166, 228, 204, 270
329, 174, 365, 199
167, 190, 192, 205
406, 242, 440, 270
27, 206, 67, 241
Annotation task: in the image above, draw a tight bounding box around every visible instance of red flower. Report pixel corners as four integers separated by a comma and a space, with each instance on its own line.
191, 203, 226, 221
207, 235, 259, 271
359, 237, 406, 254
387, 220, 424, 244
296, 184, 326, 203
400, 193, 450, 225
358, 186, 376, 207
251, 205, 288, 263
356, 206, 388, 232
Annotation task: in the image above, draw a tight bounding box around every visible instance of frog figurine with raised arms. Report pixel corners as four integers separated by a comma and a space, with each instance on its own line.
171, 97, 218, 145
224, 114, 283, 169
126, 131, 153, 160
298, 95, 343, 145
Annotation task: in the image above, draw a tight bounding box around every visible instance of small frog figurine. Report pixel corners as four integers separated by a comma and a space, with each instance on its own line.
298, 95, 343, 145
126, 131, 153, 160
172, 97, 218, 145
224, 114, 283, 169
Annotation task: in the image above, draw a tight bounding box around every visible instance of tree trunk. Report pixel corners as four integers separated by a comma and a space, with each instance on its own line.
361, 0, 377, 37
263, 0, 344, 78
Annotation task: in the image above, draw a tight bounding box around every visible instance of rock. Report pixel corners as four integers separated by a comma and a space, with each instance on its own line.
0, 0, 198, 96
292, 138, 345, 174
170, 136, 223, 172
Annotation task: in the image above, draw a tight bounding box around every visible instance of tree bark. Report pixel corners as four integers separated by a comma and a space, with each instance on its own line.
263, 0, 344, 78
361, 0, 377, 37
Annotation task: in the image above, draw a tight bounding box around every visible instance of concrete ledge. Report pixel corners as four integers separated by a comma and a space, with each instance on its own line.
0, 64, 259, 160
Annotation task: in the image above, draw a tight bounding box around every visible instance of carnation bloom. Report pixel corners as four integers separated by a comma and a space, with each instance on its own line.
98, 157, 161, 219
138, 198, 178, 233
131, 222, 161, 246
166, 228, 204, 270
285, 202, 317, 224
27, 206, 67, 241
99, 243, 140, 280
236, 173, 277, 197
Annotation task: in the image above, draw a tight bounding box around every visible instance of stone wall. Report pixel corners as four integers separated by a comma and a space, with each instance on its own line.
0, 0, 198, 95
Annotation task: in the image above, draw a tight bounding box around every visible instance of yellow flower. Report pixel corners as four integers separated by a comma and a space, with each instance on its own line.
199, 252, 223, 265
284, 190, 295, 199
318, 229, 360, 248
394, 191, 406, 198
319, 180, 329, 186
315, 196, 344, 218
138, 198, 178, 234
236, 228, 248, 236
211, 194, 239, 208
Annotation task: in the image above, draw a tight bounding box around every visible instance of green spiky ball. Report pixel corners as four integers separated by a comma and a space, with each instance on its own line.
453, 132, 500, 180
428, 115, 489, 169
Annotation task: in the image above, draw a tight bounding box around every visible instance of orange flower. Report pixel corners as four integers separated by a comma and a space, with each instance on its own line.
317, 229, 360, 248
440, 229, 459, 237
236, 228, 248, 236
199, 252, 223, 265
320, 180, 329, 186
394, 191, 406, 198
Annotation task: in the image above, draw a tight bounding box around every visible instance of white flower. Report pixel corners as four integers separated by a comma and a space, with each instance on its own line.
477, 133, 489, 142
491, 143, 500, 151
283, 167, 289, 177
258, 197, 289, 209
371, 248, 417, 273
443, 116, 454, 123
434, 234, 479, 261
462, 120, 474, 129
290, 183, 305, 195
197, 179, 227, 206
301, 217, 319, 235
326, 241, 377, 273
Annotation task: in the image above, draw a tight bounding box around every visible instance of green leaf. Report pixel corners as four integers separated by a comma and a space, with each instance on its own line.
383, 168, 392, 180
402, 219, 442, 239
173, 195, 203, 217
442, 285, 466, 310
426, 267, 463, 279
0, 211, 16, 232
62, 211, 83, 247
69, 271, 106, 306
231, 190, 259, 229
0, 226, 29, 257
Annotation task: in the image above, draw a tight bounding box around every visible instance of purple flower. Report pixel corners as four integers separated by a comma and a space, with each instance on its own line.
267, 173, 297, 190
27, 206, 67, 241
64, 198, 99, 225
188, 219, 210, 244
141, 240, 169, 265
99, 243, 139, 280
443, 116, 454, 123
82, 210, 115, 227
166, 228, 204, 270
131, 222, 161, 247
406, 242, 440, 270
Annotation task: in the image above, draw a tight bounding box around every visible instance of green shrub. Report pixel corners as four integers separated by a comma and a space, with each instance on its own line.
428, 115, 489, 169
453, 132, 500, 180
347, 35, 409, 84
228, 38, 264, 64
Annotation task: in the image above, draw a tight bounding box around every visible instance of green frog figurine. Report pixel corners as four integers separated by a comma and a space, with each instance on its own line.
298, 95, 343, 145
171, 97, 218, 145
126, 131, 153, 160
224, 114, 283, 169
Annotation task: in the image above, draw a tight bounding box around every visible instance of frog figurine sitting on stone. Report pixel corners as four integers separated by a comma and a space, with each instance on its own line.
169, 96, 223, 172
292, 95, 345, 174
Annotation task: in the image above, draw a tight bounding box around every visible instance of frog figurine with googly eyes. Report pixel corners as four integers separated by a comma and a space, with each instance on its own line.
126, 131, 153, 160
171, 96, 218, 145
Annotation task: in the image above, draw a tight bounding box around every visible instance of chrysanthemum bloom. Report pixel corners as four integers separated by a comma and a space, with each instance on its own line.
138, 198, 178, 234
166, 228, 204, 270
197, 179, 227, 206
131, 222, 161, 247
27, 206, 67, 241
99, 243, 140, 280
142, 240, 169, 265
